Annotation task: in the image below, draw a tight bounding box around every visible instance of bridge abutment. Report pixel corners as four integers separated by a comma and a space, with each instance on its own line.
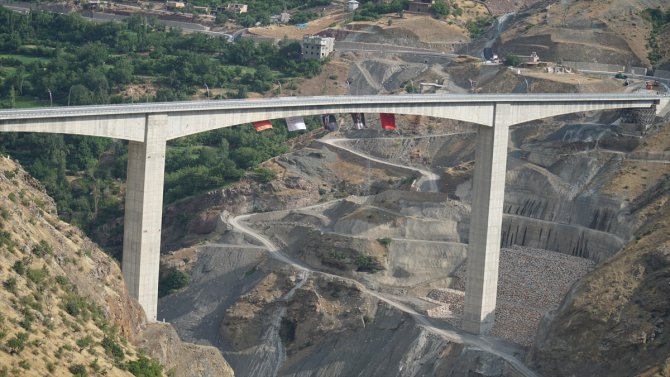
463, 104, 511, 334
122, 114, 167, 321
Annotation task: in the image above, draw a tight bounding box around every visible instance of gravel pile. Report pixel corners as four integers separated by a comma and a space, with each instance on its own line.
428, 245, 595, 346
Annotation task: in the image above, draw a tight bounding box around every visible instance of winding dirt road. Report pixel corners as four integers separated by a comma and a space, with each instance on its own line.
226, 134, 541, 376
317, 137, 441, 192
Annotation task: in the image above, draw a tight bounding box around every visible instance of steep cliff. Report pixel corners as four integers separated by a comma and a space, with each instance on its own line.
0, 155, 233, 376
529, 128, 670, 376
0, 156, 146, 375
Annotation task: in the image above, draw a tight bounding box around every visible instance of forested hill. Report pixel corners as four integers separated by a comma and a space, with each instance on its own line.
0, 7, 324, 255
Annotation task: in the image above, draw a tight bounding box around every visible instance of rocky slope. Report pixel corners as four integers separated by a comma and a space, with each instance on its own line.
491, 0, 670, 67
0, 155, 233, 376
526, 118, 670, 376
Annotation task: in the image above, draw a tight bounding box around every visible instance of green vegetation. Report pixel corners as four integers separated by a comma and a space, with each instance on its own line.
0, 6, 328, 254
431, 0, 450, 19
289, 11, 320, 25
355, 254, 382, 272
465, 16, 493, 39
252, 167, 278, 183
68, 363, 88, 377
504, 53, 521, 67
352, 0, 408, 21
207, 0, 330, 27
126, 351, 164, 377
376, 237, 392, 247
158, 267, 189, 297
6, 332, 28, 353
32, 240, 53, 257
641, 8, 670, 65
101, 335, 124, 362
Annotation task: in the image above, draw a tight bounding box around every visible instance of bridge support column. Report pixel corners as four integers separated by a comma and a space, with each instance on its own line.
462, 104, 511, 334
122, 114, 167, 322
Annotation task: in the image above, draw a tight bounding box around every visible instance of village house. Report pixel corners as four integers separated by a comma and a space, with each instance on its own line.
408, 0, 435, 12
302, 35, 335, 60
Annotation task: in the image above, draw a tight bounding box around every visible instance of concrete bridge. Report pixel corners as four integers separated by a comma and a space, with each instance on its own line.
0, 93, 666, 334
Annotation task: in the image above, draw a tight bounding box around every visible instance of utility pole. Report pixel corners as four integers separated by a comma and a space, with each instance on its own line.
68, 85, 73, 106
47, 88, 52, 107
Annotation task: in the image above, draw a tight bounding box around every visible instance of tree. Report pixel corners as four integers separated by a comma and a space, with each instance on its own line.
432, 0, 450, 18
9, 85, 16, 108
109, 59, 134, 86
505, 53, 521, 67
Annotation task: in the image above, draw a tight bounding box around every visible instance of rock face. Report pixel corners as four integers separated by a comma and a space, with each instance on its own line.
138, 323, 235, 377
528, 159, 670, 376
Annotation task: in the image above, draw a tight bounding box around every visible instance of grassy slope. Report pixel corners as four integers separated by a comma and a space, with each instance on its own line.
0, 156, 147, 376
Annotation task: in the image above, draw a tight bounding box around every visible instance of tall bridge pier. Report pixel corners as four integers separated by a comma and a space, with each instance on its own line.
462, 104, 511, 334
122, 115, 167, 322
0, 94, 664, 330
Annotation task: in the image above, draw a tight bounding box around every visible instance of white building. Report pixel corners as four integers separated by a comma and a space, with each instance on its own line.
347, 0, 359, 11
302, 35, 335, 60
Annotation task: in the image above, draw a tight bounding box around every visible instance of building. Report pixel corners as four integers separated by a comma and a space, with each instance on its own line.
483, 48, 501, 64
408, 0, 434, 12
82, 1, 109, 10
302, 35, 335, 60
191, 5, 210, 14
225, 3, 248, 14
270, 11, 291, 24
347, 0, 359, 11
520, 51, 541, 65
166, 1, 185, 9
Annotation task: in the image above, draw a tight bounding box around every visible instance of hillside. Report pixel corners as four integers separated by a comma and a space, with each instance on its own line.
528, 118, 670, 377
0, 156, 233, 376
492, 0, 670, 67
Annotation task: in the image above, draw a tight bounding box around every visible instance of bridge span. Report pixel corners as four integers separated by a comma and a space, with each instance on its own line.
0, 93, 665, 334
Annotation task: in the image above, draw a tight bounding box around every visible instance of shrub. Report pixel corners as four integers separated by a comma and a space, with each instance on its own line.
27, 266, 49, 285
12, 260, 26, 275
76, 335, 94, 350
504, 54, 521, 67
6, 332, 28, 353
55, 275, 70, 287
355, 255, 381, 272
252, 167, 277, 183
3, 277, 17, 293
32, 240, 53, 257
158, 268, 189, 297
126, 353, 164, 377
377, 237, 392, 247
68, 364, 87, 377
63, 294, 87, 317
101, 336, 124, 361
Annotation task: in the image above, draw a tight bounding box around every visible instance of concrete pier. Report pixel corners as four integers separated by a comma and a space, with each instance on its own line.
121, 114, 167, 321
463, 104, 511, 334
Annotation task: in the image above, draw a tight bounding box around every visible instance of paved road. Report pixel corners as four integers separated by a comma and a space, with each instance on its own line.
335, 41, 460, 58
0, 1, 237, 39
0, 93, 662, 121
